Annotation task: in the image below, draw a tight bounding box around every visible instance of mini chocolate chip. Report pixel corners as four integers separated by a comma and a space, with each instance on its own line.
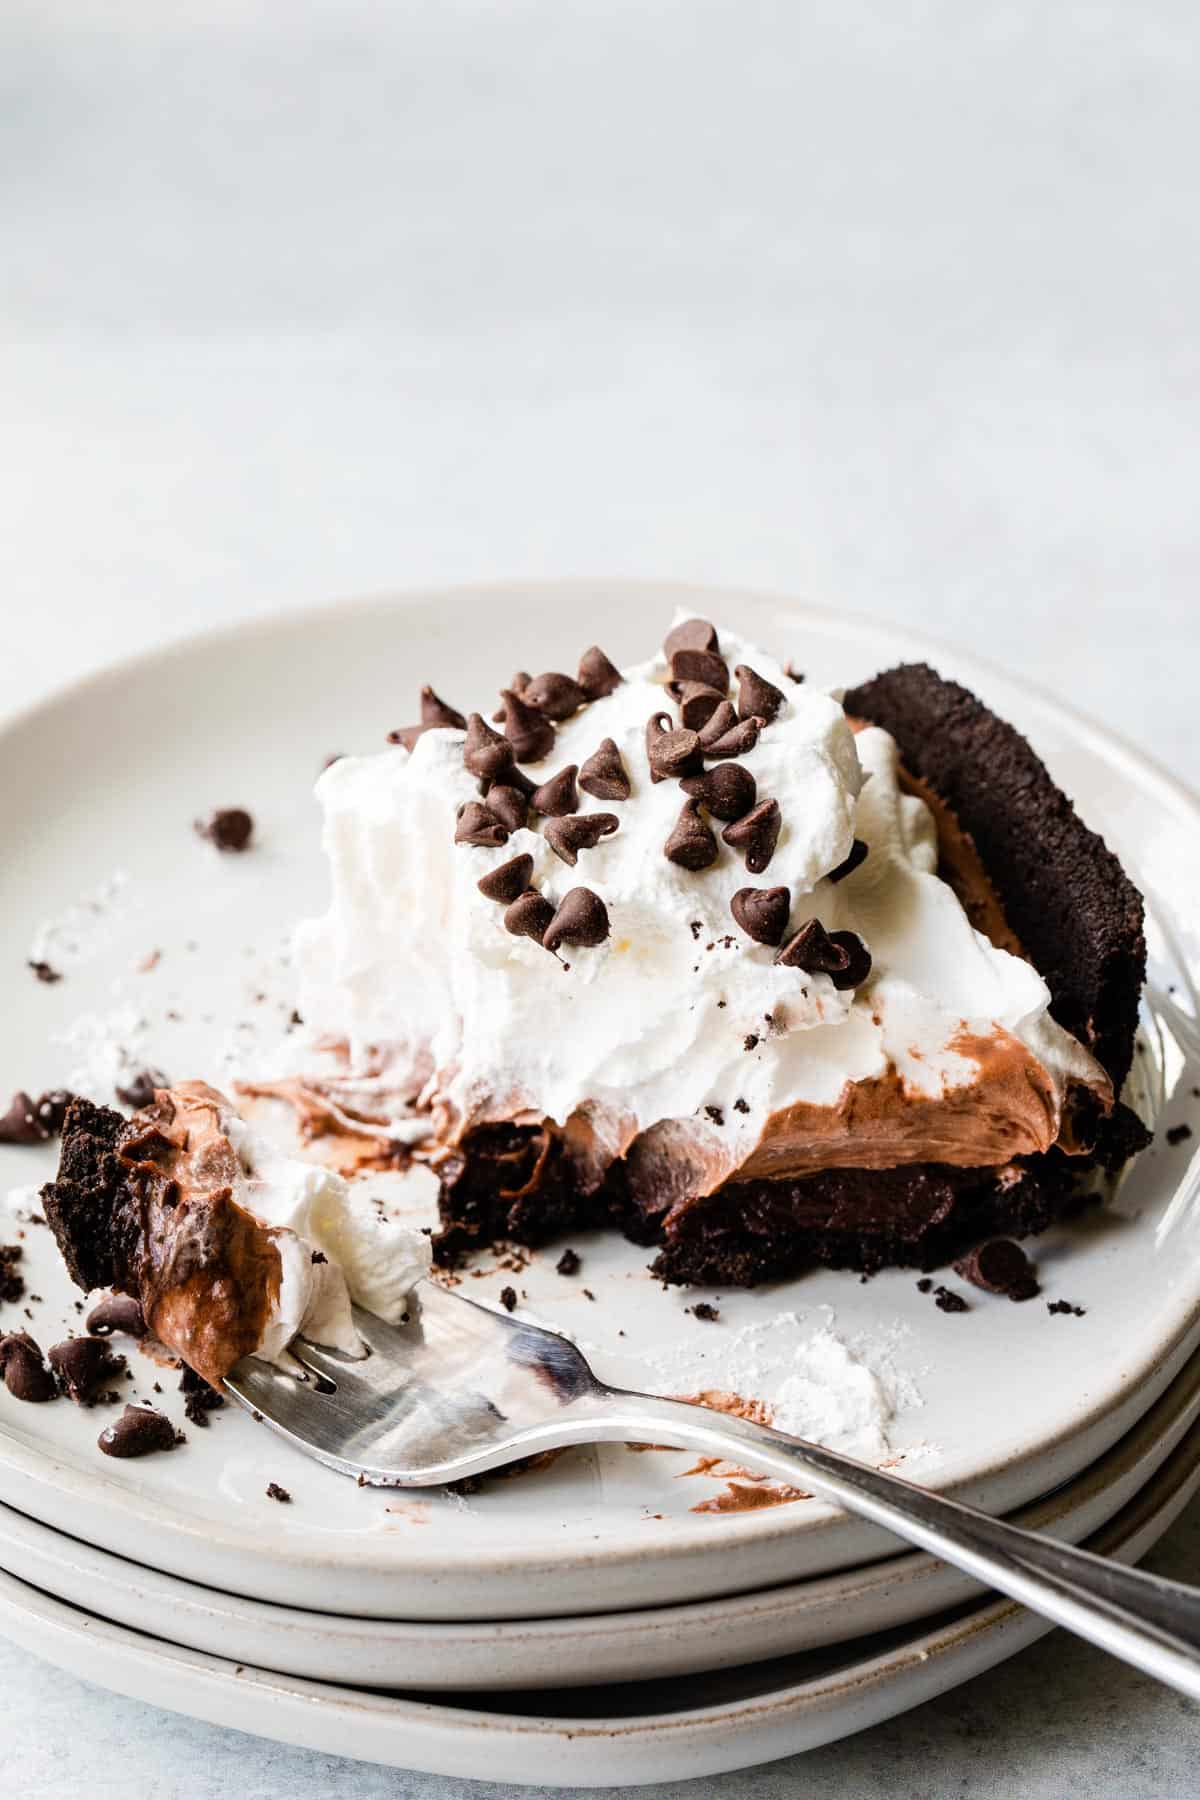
0, 1092, 44, 1145
455, 802, 510, 848
544, 813, 619, 866
522, 672, 586, 720
664, 798, 720, 871
722, 799, 781, 873
420, 685, 467, 730
731, 886, 790, 946
485, 785, 529, 833
530, 766, 580, 817
195, 809, 254, 853
266, 1482, 292, 1503
386, 724, 425, 750
478, 854, 535, 903
86, 1294, 147, 1339
48, 1336, 126, 1405
500, 689, 556, 763
28, 959, 62, 984
543, 888, 611, 953
34, 1089, 74, 1135
669, 647, 729, 692
464, 712, 516, 781
556, 1247, 581, 1276
577, 645, 623, 699
828, 839, 869, 884
681, 763, 757, 822
499, 1285, 518, 1313
696, 701, 738, 748
954, 1239, 1039, 1299
578, 738, 631, 802
645, 714, 702, 783
504, 889, 557, 945
734, 664, 785, 724
0, 1332, 57, 1403
98, 1403, 179, 1458
692, 1301, 720, 1321
664, 617, 719, 659
115, 1069, 167, 1110
676, 683, 726, 731
702, 716, 762, 759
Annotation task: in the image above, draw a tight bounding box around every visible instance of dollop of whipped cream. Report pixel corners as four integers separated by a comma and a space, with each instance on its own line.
224, 1106, 432, 1369
293, 618, 1109, 1196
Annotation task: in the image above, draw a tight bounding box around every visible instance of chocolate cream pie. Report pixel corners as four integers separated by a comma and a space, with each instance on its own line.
44, 615, 1149, 1372
287, 614, 1149, 1284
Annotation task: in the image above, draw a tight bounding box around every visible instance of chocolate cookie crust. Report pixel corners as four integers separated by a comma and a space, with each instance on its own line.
843, 662, 1146, 1090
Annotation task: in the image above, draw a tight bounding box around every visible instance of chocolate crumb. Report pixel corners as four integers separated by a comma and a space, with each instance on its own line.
582, 1287, 596, 1301
704, 1104, 725, 1126
1048, 1299, 1087, 1317
0, 1245, 26, 1306
556, 1247, 581, 1276
311, 1250, 328, 1265
28, 960, 62, 984
934, 1286, 969, 1313
691, 1302, 720, 1322
916, 1278, 933, 1293
196, 808, 254, 853
266, 1482, 292, 1503
733, 1097, 750, 1114
99, 1404, 179, 1458
785, 661, 805, 684
499, 1285, 518, 1312
1166, 1123, 1193, 1146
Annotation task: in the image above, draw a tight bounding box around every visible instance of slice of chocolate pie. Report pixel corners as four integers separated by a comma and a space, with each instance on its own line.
287, 615, 1148, 1284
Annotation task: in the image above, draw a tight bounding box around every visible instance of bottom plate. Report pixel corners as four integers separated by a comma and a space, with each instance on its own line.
1, 1422, 1197, 1788
3, 1336, 1200, 1693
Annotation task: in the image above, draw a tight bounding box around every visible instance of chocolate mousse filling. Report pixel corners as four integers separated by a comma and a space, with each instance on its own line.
434, 663, 1150, 1282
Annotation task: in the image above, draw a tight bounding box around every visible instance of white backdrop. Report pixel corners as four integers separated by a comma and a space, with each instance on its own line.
2, 3, 1198, 1795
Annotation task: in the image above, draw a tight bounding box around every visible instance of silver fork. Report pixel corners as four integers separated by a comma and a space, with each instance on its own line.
224, 1280, 1200, 1699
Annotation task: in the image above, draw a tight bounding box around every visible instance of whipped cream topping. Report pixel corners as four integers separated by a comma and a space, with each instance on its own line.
224, 1105, 432, 1369
294, 618, 1110, 1194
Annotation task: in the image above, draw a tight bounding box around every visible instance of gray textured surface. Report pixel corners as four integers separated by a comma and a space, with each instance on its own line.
2, 1, 1199, 1792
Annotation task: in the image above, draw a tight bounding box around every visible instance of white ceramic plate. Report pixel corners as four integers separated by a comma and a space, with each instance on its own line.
1, 1421, 1197, 1788
2, 583, 1199, 1621
3, 1325, 1200, 1692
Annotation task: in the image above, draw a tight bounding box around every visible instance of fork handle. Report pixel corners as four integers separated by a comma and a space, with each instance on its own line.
597, 1387, 1200, 1700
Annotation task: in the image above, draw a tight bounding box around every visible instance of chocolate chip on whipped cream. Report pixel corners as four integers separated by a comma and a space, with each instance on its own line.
578, 737, 631, 802
421, 686, 467, 731
484, 784, 529, 834
530, 765, 580, 818
455, 801, 509, 848
463, 711, 516, 781
478, 854, 535, 904
504, 889, 556, 945
703, 715, 763, 759
731, 886, 790, 947
669, 646, 729, 693
499, 688, 556, 763
577, 644, 623, 700
776, 919, 872, 991
722, 798, 781, 873
646, 714, 702, 783
734, 664, 785, 724
676, 683, 727, 730
681, 762, 756, 822
664, 798, 720, 871
522, 672, 586, 720
828, 839, 869, 884
664, 617, 719, 659
544, 888, 610, 953
544, 812, 619, 866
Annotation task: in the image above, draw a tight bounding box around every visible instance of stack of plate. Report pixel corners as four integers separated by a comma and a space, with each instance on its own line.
1, 587, 1198, 1786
